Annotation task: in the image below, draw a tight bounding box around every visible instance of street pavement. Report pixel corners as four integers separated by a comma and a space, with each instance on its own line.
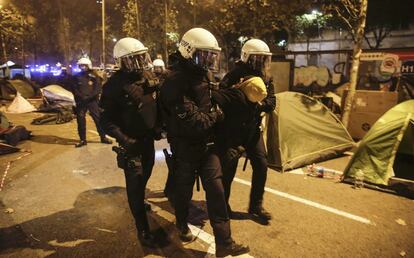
0, 110, 413, 258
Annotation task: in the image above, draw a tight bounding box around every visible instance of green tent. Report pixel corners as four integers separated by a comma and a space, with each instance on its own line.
0, 79, 35, 100
343, 100, 414, 185
264, 92, 355, 171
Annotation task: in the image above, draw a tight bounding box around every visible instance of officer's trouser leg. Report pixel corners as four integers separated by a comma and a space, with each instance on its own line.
164, 164, 175, 197
141, 140, 155, 184
246, 132, 268, 207
87, 101, 106, 137
199, 150, 232, 246
75, 105, 87, 141
124, 167, 149, 231
221, 155, 239, 207
173, 160, 195, 228
124, 140, 155, 232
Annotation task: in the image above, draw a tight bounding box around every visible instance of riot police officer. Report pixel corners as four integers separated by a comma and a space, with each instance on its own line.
99, 38, 159, 247
160, 28, 249, 257
152, 58, 166, 77
219, 39, 276, 223
72, 57, 112, 147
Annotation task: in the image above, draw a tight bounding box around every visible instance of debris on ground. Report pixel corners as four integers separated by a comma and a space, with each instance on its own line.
395, 218, 407, 226
29, 234, 41, 242
306, 164, 343, 180
400, 251, 406, 257
95, 227, 117, 234
4, 208, 14, 213
72, 169, 89, 175
48, 239, 95, 247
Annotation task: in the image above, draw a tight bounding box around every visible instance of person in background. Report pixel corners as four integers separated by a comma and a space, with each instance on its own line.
72, 56, 112, 147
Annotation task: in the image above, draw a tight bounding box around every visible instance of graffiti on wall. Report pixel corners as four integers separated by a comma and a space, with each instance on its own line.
292, 63, 346, 92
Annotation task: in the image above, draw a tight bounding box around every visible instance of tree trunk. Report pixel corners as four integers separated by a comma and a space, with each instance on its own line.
306, 38, 310, 64
135, 0, 140, 38
164, 0, 168, 63
0, 32, 10, 77
57, 0, 70, 67
341, 0, 368, 128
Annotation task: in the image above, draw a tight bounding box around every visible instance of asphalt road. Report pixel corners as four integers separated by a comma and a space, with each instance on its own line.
0, 111, 413, 258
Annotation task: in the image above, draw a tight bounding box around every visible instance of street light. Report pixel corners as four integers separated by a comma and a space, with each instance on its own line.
97, 0, 105, 68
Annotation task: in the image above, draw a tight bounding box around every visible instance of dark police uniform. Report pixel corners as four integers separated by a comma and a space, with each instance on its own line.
72, 70, 106, 143
219, 61, 276, 218
211, 87, 258, 205
99, 69, 158, 244
160, 52, 232, 246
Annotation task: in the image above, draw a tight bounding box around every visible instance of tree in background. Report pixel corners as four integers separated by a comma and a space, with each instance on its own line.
118, 0, 179, 61
294, 10, 331, 62
12, 0, 112, 66
363, 0, 414, 49
0, 3, 31, 66
206, 0, 312, 70
325, 0, 369, 128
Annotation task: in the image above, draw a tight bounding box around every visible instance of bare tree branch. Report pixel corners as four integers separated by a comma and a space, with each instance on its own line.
364, 34, 374, 49
333, 5, 355, 36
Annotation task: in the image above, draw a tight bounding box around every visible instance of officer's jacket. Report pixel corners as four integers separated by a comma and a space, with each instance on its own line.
219, 61, 276, 114
211, 87, 258, 150
72, 71, 102, 104
99, 70, 158, 141
160, 52, 219, 145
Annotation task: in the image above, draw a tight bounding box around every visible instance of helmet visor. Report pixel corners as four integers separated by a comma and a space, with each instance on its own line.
193, 50, 220, 72
120, 52, 152, 72
248, 54, 271, 74
78, 64, 89, 72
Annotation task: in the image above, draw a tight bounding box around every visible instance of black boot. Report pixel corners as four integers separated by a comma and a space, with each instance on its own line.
137, 230, 157, 248
248, 205, 272, 221
100, 137, 113, 144
177, 223, 195, 242
75, 140, 87, 148
216, 241, 250, 257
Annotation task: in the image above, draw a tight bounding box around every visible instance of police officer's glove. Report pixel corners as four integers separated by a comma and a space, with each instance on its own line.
226, 146, 245, 161
211, 104, 224, 123
124, 83, 144, 105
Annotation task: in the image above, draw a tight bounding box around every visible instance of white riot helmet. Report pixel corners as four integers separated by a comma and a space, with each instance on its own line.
77, 57, 92, 70
152, 58, 165, 74
241, 39, 272, 73
178, 28, 221, 72
113, 37, 152, 72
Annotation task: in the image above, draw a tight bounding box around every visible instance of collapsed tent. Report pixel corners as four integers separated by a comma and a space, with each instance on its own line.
0, 111, 10, 130
6, 93, 36, 114
343, 100, 414, 185
0, 143, 20, 155
39, 85, 75, 111
264, 92, 354, 171
31, 85, 75, 125
0, 79, 35, 100
0, 112, 31, 148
